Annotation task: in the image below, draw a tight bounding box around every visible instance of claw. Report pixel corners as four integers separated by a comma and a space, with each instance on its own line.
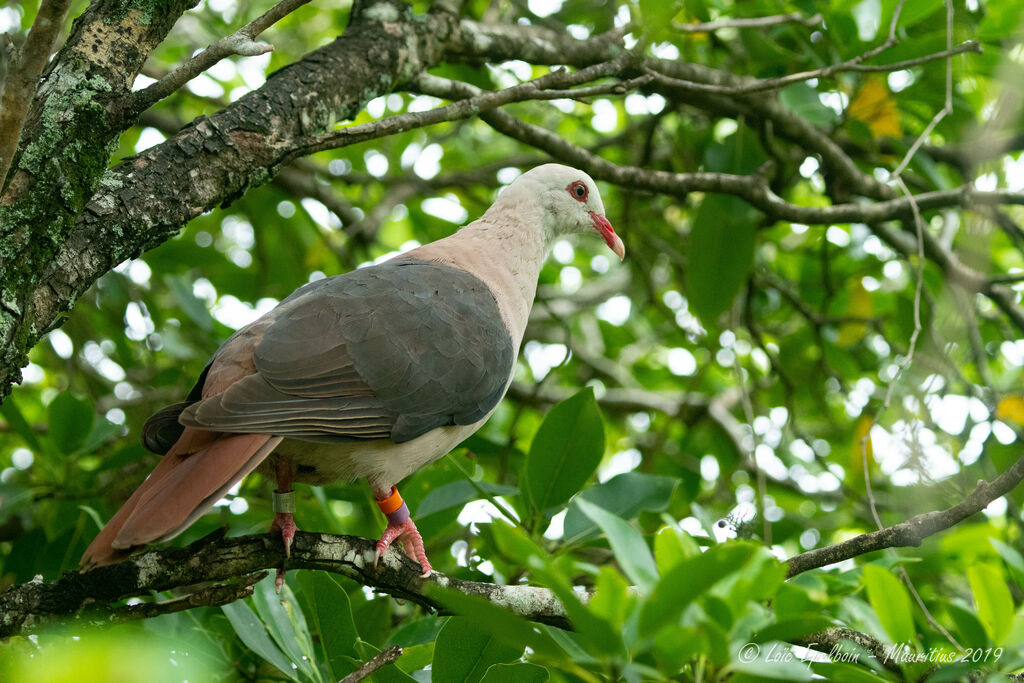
375, 517, 433, 576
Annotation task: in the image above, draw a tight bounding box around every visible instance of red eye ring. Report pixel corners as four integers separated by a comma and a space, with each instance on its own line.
567, 180, 588, 202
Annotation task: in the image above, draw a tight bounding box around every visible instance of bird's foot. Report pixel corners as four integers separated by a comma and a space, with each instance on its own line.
375, 517, 433, 577
269, 513, 297, 593
270, 512, 297, 557
270, 486, 297, 592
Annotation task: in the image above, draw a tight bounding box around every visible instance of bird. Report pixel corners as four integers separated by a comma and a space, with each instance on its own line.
80, 163, 625, 580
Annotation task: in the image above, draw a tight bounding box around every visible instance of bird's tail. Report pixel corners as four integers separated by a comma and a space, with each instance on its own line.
81, 429, 282, 568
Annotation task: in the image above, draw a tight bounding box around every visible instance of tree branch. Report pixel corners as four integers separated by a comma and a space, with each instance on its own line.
340, 646, 403, 683
643, 40, 980, 95
674, 12, 822, 32
0, 0, 73, 189
127, 0, 313, 119
786, 450, 1024, 577
0, 529, 575, 638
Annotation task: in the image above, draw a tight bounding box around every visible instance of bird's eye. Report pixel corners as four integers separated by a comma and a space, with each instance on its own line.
567, 181, 588, 202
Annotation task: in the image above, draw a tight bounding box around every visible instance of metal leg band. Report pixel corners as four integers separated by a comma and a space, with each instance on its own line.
273, 490, 296, 514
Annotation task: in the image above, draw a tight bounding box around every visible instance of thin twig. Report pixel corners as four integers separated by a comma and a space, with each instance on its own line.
643, 41, 979, 96
286, 58, 638, 159
340, 646, 403, 683
674, 13, 822, 33
0, 0, 74, 190
891, 0, 955, 179
127, 0, 312, 117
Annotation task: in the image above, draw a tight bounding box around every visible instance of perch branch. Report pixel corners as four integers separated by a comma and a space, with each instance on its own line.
0, 529, 575, 638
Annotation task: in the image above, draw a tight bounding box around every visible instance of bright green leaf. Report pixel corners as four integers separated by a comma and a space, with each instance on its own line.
522, 388, 604, 514
575, 497, 658, 591
969, 563, 1014, 645
432, 617, 522, 683
639, 542, 759, 637
48, 392, 94, 455
862, 565, 915, 644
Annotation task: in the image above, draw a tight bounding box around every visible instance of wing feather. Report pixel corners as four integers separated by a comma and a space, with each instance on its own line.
177, 259, 515, 444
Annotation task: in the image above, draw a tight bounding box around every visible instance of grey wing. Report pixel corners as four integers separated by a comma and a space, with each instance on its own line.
180, 260, 516, 444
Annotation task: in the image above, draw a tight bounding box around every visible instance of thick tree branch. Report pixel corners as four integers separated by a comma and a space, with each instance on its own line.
0, 0, 199, 401
0, 0, 456, 402
0, 0, 73, 188
786, 451, 1024, 577
0, 529, 574, 638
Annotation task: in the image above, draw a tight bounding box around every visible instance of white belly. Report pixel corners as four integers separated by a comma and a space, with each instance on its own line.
259, 416, 488, 490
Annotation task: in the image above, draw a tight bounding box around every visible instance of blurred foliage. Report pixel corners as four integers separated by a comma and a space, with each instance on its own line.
3, 0, 1024, 680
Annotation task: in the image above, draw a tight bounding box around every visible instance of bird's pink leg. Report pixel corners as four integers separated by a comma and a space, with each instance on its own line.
269, 459, 297, 591
373, 485, 433, 576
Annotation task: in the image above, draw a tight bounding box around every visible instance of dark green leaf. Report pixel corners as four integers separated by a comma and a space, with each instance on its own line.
563, 472, 677, 542
296, 571, 359, 679
432, 617, 522, 683
47, 393, 94, 455
686, 193, 758, 324
480, 662, 549, 683
415, 480, 518, 518
522, 388, 604, 514
426, 586, 564, 660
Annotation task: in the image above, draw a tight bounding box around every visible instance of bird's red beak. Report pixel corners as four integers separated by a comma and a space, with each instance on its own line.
590, 212, 625, 261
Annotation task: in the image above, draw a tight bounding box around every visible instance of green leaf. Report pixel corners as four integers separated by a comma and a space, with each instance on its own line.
480, 662, 549, 683
969, 563, 1014, 645
862, 565, 915, 644
779, 83, 839, 128
686, 193, 758, 324
0, 398, 43, 452
296, 571, 359, 679
639, 542, 759, 637
654, 525, 701, 574
990, 538, 1024, 587
727, 642, 815, 681
752, 615, 837, 643
222, 599, 298, 681
48, 392, 94, 455
251, 576, 320, 682
810, 662, 891, 683
432, 617, 523, 683
522, 388, 605, 514
426, 586, 564, 660
562, 472, 677, 542
589, 565, 633, 627
415, 480, 518, 518
575, 497, 658, 591
165, 273, 215, 331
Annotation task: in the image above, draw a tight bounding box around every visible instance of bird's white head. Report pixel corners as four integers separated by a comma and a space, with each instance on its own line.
504, 164, 625, 260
